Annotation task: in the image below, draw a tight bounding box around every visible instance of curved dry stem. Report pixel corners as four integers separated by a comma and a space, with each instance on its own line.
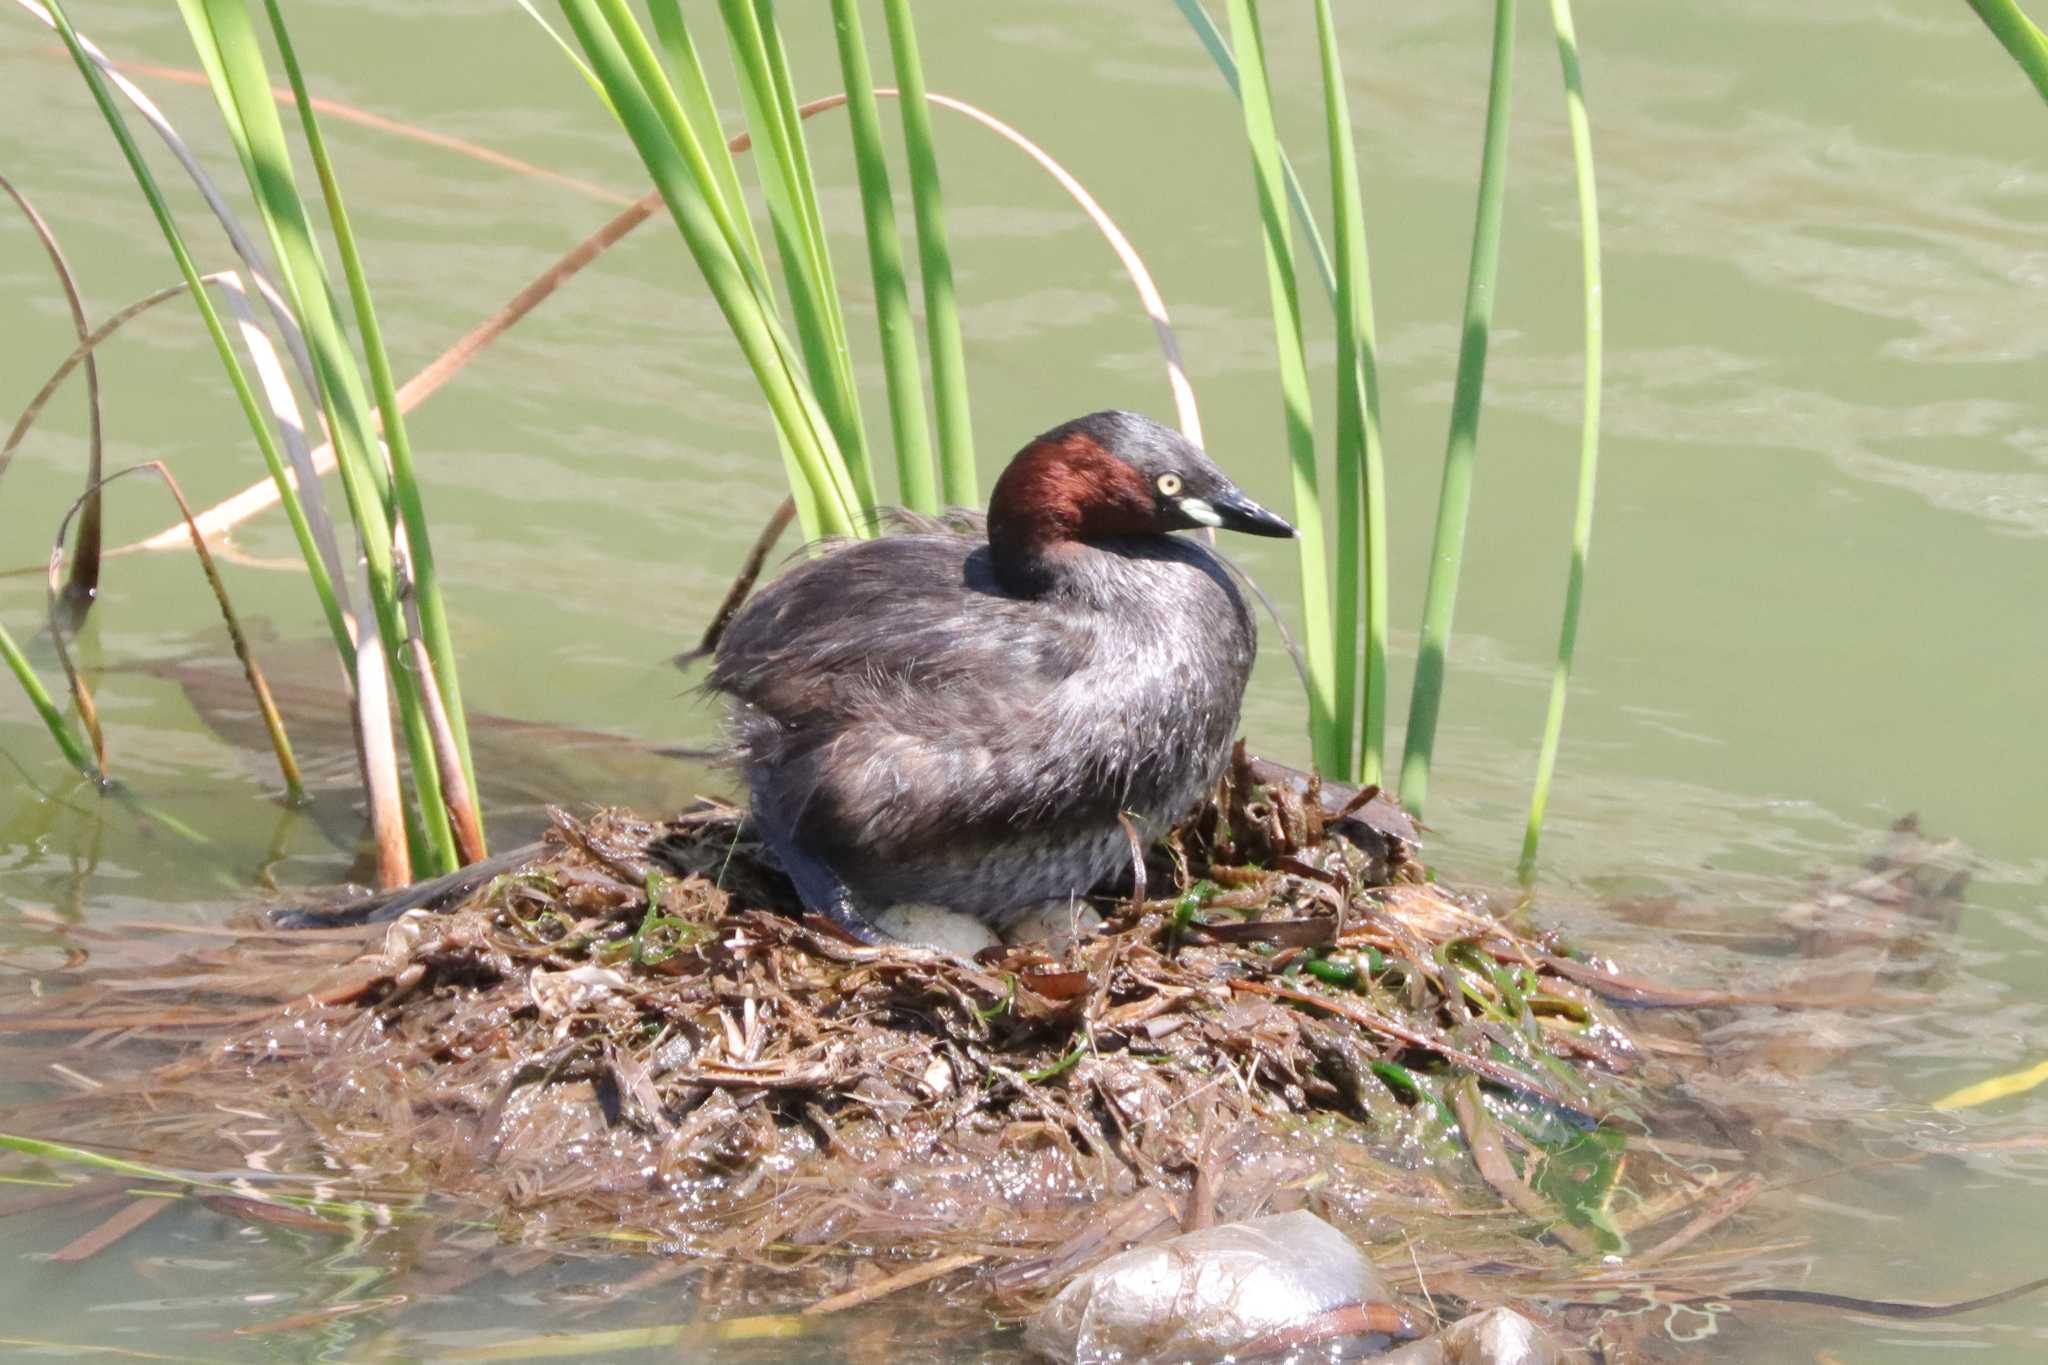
677, 493, 797, 665
109, 86, 1197, 550
121, 191, 659, 554
15, 1, 324, 433
0, 275, 347, 618
46, 461, 306, 803
913, 91, 1202, 446
0, 171, 103, 623
3, 284, 181, 479
113, 57, 636, 206
402, 601, 486, 866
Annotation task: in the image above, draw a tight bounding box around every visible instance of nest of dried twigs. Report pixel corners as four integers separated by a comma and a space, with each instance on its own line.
7, 752, 1993, 1356
188, 746, 1687, 1308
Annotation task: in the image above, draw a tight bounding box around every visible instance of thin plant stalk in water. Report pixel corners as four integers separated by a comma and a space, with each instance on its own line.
1967, 0, 2048, 103
1399, 0, 1518, 818
1222, 0, 1341, 779
1312, 0, 1390, 788
1520, 0, 1603, 882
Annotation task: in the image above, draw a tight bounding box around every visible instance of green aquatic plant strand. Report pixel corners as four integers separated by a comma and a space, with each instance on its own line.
1224, 0, 1340, 777
716, 0, 875, 508
0, 623, 93, 776
643, 0, 825, 539
1312, 0, 1390, 786
881, 0, 977, 508
262, 0, 481, 835
559, 0, 862, 537
647, 2, 755, 257
1400, 0, 1517, 817
1170, 0, 1338, 304
831, 0, 937, 514
174, 0, 459, 873
1968, 0, 2048, 104
1520, 0, 1603, 882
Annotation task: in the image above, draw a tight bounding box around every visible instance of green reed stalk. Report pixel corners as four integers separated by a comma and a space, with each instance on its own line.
40, 0, 354, 681
644, 0, 826, 539
562, 0, 863, 535
648, 2, 757, 255
262, 0, 480, 831
1968, 0, 2048, 103
175, 0, 459, 874
1171, 0, 1338, 304
1312, 0, 1389, 787
880, 0, 976, 508
519, 0, 608, 105
717, 0, 875, 508
758, 7, 873, 512
1225, 0, 1339, 777
0, 623, 94, 777
1518, 0, 1603, 881
1399, 0, 1517, 816
831, 0, 937, 514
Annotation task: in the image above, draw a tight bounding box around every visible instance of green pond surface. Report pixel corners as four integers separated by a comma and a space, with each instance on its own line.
2, 0, 2045, 1359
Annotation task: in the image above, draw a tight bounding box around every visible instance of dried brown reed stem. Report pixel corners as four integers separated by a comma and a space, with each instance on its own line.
403, 595, 487, 864
108, 57, 633, 207
46, 462, 306, 803
679, 495, 796, 664
1449, 1076, 1600, 1257
351, 625, 410, 888
0, 172, 103, 617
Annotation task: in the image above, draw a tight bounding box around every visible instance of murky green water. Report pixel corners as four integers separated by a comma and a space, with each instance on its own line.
2, 1, 2045, 1359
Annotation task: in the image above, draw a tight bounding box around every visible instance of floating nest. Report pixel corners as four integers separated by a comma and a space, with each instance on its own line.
4, 752, 1984, 1357
175, 750, 1684, 1329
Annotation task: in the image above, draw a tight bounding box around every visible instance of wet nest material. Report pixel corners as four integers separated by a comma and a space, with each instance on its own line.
11, 757, 1987, 1356
195, 750, 1674, 1299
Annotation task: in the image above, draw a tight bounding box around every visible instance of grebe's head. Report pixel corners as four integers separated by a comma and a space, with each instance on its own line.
986, 411, 1295, 580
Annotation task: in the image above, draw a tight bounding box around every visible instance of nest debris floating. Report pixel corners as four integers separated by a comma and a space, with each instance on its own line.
5, 754, 1986, 1356
198, 748, 1658, 1303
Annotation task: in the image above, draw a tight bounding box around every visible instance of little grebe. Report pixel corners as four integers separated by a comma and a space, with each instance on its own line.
710, 410, 1295, 943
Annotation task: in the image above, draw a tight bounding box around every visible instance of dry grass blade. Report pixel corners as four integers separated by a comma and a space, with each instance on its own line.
2, 284, 181, 496
802, 1251, 983, 1316
1634, 1172, 1764, 1268
46, 462, 306, 802
112, 57, 634, 205
228, 1295, 407, 1339
914, 90, 1202, 446
0, 270, 343, 596
206, 271, 351, 612
123, 189, 658, 556
0, 171, 103, 621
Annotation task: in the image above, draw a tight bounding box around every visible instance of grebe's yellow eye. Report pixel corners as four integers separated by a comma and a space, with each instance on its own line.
1156, 473, 1183, 497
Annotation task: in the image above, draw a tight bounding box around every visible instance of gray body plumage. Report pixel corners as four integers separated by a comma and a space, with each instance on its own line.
708, 515, 1256, 929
